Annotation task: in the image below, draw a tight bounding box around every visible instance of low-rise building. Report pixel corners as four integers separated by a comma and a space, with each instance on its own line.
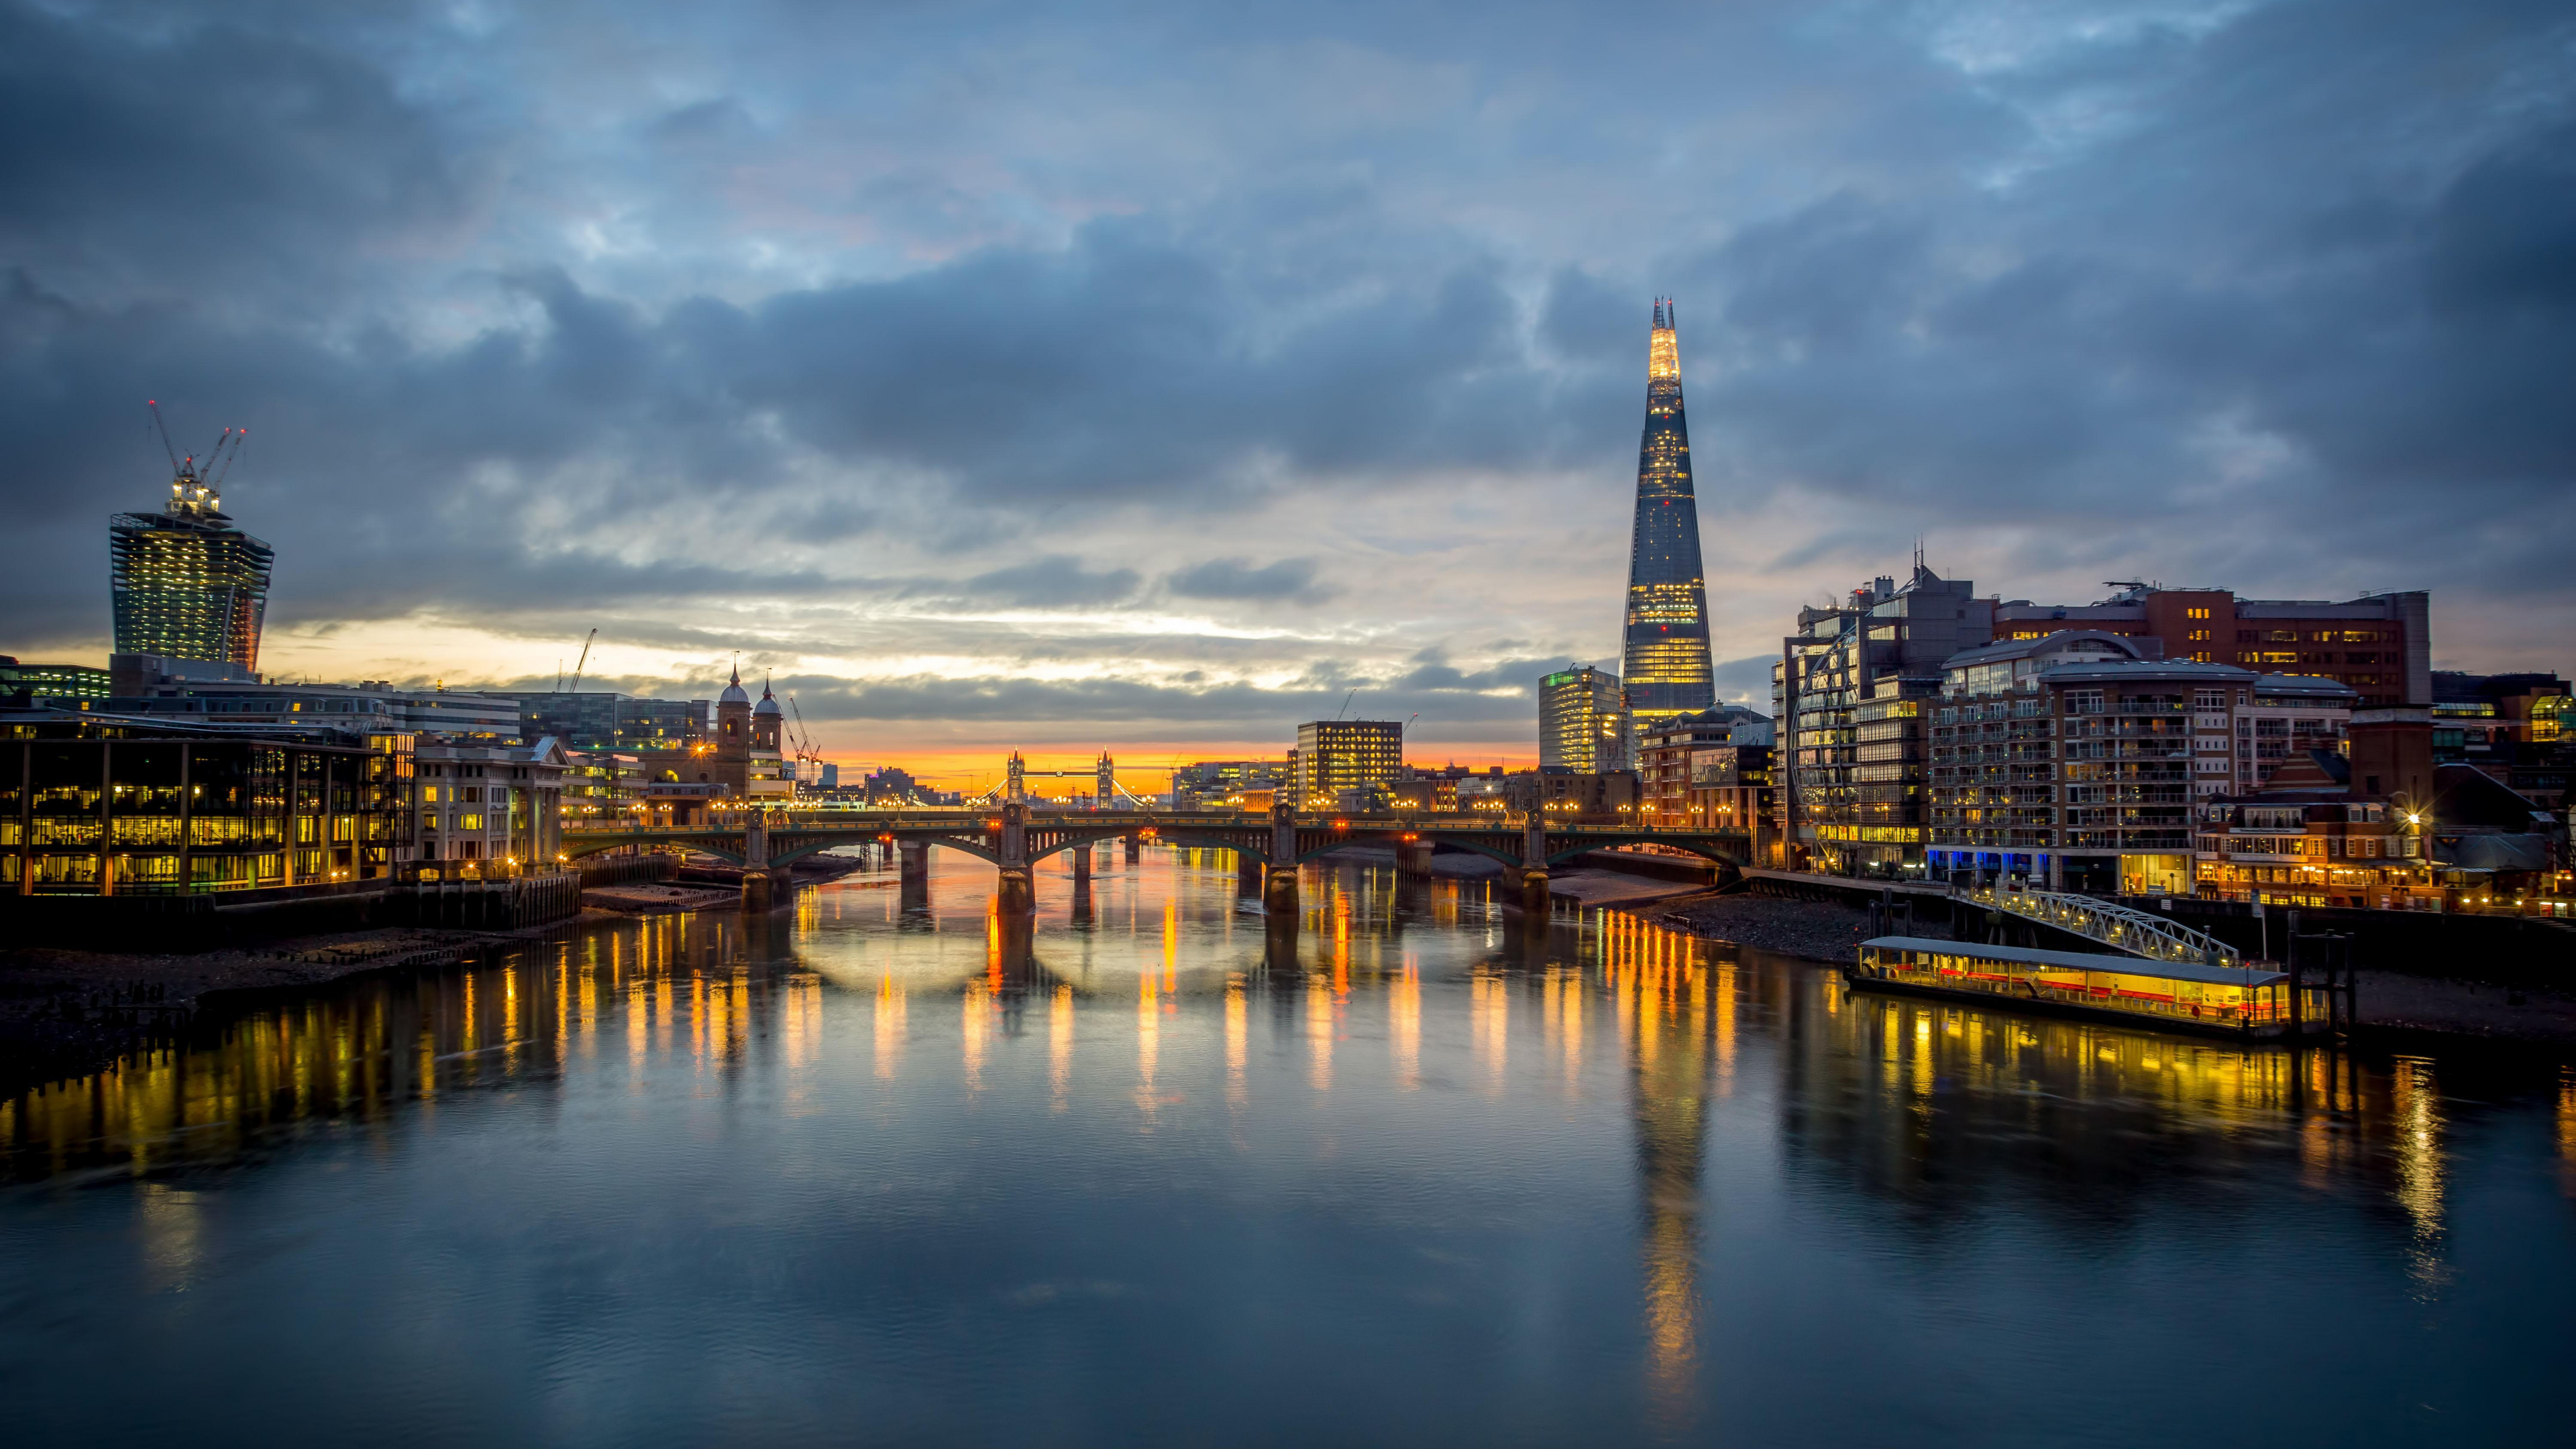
1502, 767, 1640, 821
0, 658, 111, 709
1687, 745, 1772, 841
412, 738, 566, 879
1640, 705, 1770, 828
104, 660, 521, 741
1172, 759, 1289, 810
1383, 777, 1460, 812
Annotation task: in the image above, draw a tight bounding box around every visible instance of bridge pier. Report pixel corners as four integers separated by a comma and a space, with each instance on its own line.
1264, 804, 1299, 915
996, 803, 1036, 916
898, 841, 928, 912
1237, 853, 1263, 894
1397, 839, 1433, 879
1515, 816, 1550, 914
741, 869, 774, 912
1123, 832, 1140, 863
1071, 847, 1091, 886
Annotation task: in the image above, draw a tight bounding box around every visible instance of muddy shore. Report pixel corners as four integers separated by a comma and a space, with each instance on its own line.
0, 910, 644, 1096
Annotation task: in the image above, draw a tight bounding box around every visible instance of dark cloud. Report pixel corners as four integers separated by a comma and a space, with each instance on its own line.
1165, 557, 1335, 604
0, 0, 2569, 722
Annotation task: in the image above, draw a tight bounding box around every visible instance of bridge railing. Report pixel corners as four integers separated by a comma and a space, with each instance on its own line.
1964, 883, 2242, 970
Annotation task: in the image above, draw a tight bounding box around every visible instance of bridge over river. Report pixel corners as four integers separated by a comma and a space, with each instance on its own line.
564, 804, 1752, 916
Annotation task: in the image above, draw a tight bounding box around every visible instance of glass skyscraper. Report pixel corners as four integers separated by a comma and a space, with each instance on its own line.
110, 453, 274, 672
1619, 299, 1715, 732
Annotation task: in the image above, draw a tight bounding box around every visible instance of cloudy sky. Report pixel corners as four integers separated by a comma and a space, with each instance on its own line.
5, 0, 2570, 792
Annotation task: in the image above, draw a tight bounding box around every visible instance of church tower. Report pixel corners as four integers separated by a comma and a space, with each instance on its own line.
712, 661, 753, 795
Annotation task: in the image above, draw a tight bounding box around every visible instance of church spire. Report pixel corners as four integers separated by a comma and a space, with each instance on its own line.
1618, 298, 1715, 732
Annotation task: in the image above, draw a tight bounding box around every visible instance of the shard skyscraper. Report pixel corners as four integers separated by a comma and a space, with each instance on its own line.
1619, 299, 1715, 732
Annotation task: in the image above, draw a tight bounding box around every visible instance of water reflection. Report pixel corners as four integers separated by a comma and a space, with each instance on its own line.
2, 850, 2570, 1446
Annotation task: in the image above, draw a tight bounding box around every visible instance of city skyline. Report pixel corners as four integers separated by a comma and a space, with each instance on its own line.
3, 0, 2569, 779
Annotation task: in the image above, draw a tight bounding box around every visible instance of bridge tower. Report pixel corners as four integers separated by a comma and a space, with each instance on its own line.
1095, 751, 1115, 809
1005, 751, 1027, 804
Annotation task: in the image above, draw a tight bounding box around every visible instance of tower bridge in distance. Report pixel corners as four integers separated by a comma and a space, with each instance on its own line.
562, 804, 1753, 919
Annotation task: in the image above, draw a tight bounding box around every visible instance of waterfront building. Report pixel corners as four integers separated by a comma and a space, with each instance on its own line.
1925, 630, 2358, 894
102, 661, 519, 741
412, 738, 566, 878
1618, 300, 1716, 735
109, 453, 274, 674
1688, 745, 1772, 839
1, 710, 412, 894
1991, 584, 2430, 706
1639, 706, 1770, 828
1293, 720, 1403, 810
1172, 759, 1288, 810
1772, 565, 1992, 873
1539, 665, 1631, 773
1383, 777, 1460, 812
0, 658, 110, 710
1501, 767, 1640, 821
2428, 671, 2572, 806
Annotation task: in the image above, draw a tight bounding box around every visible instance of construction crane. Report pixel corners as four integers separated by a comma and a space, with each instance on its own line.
786, 695, 826, 789
567, 629, 597, 692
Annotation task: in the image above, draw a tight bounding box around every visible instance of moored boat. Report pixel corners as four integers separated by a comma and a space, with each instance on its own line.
1849, 934, 2324, 1039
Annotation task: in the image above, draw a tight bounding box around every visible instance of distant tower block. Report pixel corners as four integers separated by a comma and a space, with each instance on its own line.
1618, 299, 1716, 735
111, 403, 273, 672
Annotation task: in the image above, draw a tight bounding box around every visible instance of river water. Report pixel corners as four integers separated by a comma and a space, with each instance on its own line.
3, 848, 2571, 1446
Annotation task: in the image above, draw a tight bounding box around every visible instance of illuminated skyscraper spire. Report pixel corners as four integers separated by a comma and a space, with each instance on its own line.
1619, 299, 1715, 731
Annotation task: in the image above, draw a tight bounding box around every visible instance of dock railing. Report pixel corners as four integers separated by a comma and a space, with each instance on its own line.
1963, 881, 2243, 972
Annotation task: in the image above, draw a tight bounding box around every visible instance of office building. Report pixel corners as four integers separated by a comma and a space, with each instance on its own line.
1924, 630, 2357, 894
0, 659, 110, 709
1293, 720, 1403, 810
1540, 665, 1630, 773
1772, 565, 1994, 873
1639, 706, 1770, 828
1172, 759, 1289, 810
109, 449, 275, 674
1618, 299, 1717, 734
498, 692, 710, 753
413, 738, 567, 878
1991, 584, 2429, 706
1688, 745, 1772, 839
1, 711, 412, 894
103, 661, 520, 741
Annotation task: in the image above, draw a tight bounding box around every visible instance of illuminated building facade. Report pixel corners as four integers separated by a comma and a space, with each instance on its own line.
1772, 565, 1993, 875
411, 738, 566, 878
1293, 720, 1403, 810
109, 457, 274, 673
1990, 585, 2430, 707
1, 713, 411, 894
1619, 299, 1715, 733
1539, 665, 1630, 773
0, 658, 110, 709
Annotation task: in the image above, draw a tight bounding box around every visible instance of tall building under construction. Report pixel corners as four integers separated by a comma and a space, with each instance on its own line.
1618, 299, 1715, 733
109, 411, 273, 674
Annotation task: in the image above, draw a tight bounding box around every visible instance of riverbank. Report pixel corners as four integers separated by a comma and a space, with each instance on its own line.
1651, 890, 1891, 962
0, 909, 633, 1096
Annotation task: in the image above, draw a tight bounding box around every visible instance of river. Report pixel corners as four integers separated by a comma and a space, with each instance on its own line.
3, 847, 2571, 1446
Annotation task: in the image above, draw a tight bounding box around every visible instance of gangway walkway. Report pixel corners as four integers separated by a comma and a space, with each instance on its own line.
1966, 882, 2243, 971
